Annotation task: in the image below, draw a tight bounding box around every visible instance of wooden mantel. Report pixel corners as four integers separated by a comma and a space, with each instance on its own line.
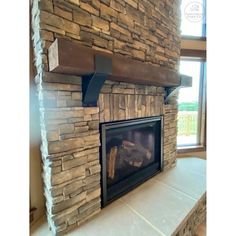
48, 38, 180, 87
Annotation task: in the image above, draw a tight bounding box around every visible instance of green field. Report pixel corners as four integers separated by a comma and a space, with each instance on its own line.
177, 102, 198, 136
178, 101, 198, 111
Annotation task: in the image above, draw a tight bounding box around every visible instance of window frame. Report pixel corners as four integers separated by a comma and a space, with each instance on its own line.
177, 58, 206, 152
180, 0, 206, 38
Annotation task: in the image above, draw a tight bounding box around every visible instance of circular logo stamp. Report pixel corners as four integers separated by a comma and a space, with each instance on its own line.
184, 1, 205, 23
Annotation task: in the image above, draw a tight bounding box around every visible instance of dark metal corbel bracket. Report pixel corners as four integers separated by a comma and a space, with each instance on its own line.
164, 74, 192, 104
82, 55, 112, 107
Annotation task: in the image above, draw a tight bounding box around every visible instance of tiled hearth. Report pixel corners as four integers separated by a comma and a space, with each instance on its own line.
31, 158, 206, 236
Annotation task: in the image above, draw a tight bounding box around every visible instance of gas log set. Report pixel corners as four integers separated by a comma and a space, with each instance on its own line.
107, 139, 153, 182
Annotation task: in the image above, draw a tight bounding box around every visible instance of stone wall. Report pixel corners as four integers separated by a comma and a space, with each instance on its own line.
31, 0, 181, 234
32, 0, 181, 73
175, 194, 206, 236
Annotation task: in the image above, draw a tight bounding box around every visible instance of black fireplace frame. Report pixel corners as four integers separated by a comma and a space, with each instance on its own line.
100, 116, 164, 207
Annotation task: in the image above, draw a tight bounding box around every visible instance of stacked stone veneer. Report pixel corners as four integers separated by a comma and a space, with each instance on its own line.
31, 0, 180, 234
175, 194, 206, 236
37, 72, 177, 234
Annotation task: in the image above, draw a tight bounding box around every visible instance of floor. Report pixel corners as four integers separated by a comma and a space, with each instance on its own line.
31, 158, 206, 236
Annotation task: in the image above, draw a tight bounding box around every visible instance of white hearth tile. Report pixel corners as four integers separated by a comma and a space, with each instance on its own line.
152, 158, 206, 200
68, 200, 162, 236
177, 157, 206, 176
120, 179, 197, 236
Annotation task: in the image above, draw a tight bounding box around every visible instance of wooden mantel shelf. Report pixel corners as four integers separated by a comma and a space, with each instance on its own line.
48, 38, 180, 87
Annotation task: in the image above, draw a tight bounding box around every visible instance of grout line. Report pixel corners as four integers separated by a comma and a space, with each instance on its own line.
152, 178, 199, 201
120, 200, 166, 236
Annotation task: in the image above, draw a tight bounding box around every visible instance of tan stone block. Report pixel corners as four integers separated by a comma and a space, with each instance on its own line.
63, 180, 84, 196
86, 188, 101, 202
84, 115, 92, 121
80, 2, 99, 16
126, 0, 138, 9
46, 108, 84, 120
118, 13, 134, 27
57, 95, 71, 100
66, 32, 81, 40
49, 186, 64, 198
100, 0, 110, 6
73, 147, 99, 158
52, 192, 87, 214
59, 124, 74, 134
51, 166, 62, 175
126, 4, 144, 24
138, 2, 145, 13
68, 117, 84, 123
62, 155, 73, 162
132, 49, 145, 60
40, 23, 66, 35
55, 223, 67, 232
75, 121, 87, 127
51, 165, 85, 185
87, 153, 99, 162
73, 9, 92, 27
62, 155, 87, 171
86, 160, 99, 168
110, 22, 131, 36
100, 3, 118, 19
92, 15, 109, 32
52, 208, 78, 226
83, 134, 99, 142
78, 208, 101, 225
40, 0, 53, 12
84, 107, 99, 115
91, 0, 100, 9
84, 182, 100, 192
47, 130, 59, 142
88, 165, 101, 175
88, 121, 99, 130
66, 100, 82, 107
64, 19, 80, 35
40, 11, 65, 29
71, 92, 82, 100
78, 197, 100, 213
84, 173, 100, 185
75, 126, 89, 133
58, 91, 71, 96
93, 35, 108, 48
54, 6, 72, 20
42, 82, 82, 91
40, 30, 54, 41
110, 0, 125, 13
52, 195, 64, 205
66, 0, 80, 6
48, 137, 84, 154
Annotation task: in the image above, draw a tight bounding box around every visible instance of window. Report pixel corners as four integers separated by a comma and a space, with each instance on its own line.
181, 0, 206, 37
177, 60, 206, 147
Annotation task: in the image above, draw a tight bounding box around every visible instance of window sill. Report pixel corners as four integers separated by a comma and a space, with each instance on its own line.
181, 36, 206, 41
177, 145, 206, 154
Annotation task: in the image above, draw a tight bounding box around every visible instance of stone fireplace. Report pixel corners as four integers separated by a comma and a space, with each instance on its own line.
31, 0, 181, 234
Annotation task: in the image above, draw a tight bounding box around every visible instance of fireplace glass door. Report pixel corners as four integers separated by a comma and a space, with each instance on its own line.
100, 116, 163, 206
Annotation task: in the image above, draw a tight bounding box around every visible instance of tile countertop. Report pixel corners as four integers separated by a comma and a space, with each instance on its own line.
31, 158, 206, 236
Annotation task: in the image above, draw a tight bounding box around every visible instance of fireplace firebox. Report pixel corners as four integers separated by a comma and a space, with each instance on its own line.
100, 116, 163, 206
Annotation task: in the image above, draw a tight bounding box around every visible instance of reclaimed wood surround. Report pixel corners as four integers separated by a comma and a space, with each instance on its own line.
48, 38, 180, 87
